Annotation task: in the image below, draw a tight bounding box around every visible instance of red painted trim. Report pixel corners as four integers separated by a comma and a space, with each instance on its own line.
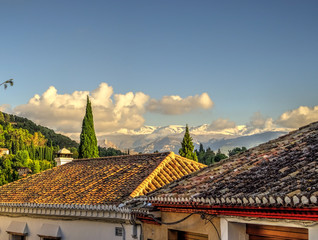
152, 202, 318, 212
147, 203, 318, 221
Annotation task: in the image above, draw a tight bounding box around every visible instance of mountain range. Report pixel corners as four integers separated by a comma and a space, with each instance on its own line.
3, 111, 289, 155
98, 125, 288, 154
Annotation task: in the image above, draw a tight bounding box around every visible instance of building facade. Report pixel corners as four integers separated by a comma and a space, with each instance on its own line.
0, 152, 205, 240
138, 121, 318, 240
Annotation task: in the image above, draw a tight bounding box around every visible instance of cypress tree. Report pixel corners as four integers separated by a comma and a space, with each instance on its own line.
78, 96, 99, 159
179, 124, 198, 162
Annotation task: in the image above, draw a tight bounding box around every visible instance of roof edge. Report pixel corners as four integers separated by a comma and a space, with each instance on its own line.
130, 152, 176, 198
148, 193, 318, 208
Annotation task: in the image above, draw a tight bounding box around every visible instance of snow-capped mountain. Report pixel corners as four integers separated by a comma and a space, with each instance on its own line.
98, 125, 289, 154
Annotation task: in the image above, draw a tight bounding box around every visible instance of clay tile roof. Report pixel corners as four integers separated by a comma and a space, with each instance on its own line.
0, 152, 205, 206
149, 121, 318, 208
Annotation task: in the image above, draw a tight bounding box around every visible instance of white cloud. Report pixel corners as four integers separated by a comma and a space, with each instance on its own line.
147, 92, 213, 115
205, 114, 276, 135
248, 112, 274, 130
13, 83, 214, 138
207, 118, 236, 131
14, 83, 150, 135
276, 105, 318, 128
0, 104, 12, 113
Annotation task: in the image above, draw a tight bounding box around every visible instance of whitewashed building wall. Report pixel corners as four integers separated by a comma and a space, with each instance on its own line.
0, 215, 141, 240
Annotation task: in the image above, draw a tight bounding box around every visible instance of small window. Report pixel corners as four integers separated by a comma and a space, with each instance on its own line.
10, 235, 25, 240
40, 238, 61, 240
41, 238, 60, 240
115, 227, 123, 236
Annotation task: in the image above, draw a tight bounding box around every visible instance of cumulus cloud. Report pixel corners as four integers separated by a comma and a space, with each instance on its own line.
276, 105, 318, 128
13, 83, 214, 137
14, 83, 150, 135
0, 104, 12, 113
207, 118, 236, 131
147, 92, 213, 115
249, 112, 274, 130
205, 113, 275, 135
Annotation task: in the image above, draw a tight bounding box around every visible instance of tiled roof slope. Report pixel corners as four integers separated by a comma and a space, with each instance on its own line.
0, 152, 205, 205
148, 121, 318, 208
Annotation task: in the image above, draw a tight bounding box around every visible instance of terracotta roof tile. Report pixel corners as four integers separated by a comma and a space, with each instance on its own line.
149, 121, 318, 208
0, 152, 205, 206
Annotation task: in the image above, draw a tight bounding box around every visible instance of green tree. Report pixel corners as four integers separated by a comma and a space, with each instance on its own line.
214, 149, 228, 162
228, 147, 247, 156
78, 96, 99, 158
179, 124, 198, 162
0, 112, 4, 122
98, 146, 125, 157
30, 160, 40, 174
204, 147, 215, 165
195, 143, 206, 164
70, 147, 79, 159
39, 160, 52, 171
15, 150, 30, 167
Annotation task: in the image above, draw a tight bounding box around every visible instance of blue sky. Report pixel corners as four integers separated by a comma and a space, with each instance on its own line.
0, 0, 317, 135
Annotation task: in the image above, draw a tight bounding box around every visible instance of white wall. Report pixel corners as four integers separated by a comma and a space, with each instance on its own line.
0, 215, 140, 240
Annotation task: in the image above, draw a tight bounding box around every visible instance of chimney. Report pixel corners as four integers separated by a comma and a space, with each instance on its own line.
55, 148, 73, 166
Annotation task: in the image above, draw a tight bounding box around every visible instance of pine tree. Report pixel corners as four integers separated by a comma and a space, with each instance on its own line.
179, 124, 198, 162
78, 96, 99, 159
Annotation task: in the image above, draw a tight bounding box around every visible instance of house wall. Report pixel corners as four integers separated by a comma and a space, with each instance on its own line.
221, 216, 318, 240
143, 212, 318, 240
0, 215, 140, 240
142, 212, 220, 240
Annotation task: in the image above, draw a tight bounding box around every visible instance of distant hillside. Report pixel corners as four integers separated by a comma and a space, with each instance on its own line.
206, 131, 287, 153
4, 113, 78, 148
128, 131, 287, 154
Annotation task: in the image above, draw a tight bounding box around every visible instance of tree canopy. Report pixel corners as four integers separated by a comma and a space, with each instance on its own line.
78, 96, 99, 158
179, 125, 198, 162
228, 147, 247, 156
0, 116, 55, 185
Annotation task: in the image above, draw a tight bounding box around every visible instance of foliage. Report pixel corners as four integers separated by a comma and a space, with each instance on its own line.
98, 146, 126, 157
196, 145, 248, 165
78, 96, 99, 158
214, 149, 228, 162
0, 79, 13, 90
0, 116, 55, 186
195, 145, 227, 165
3, 112, 78, 148
69, 147, 79, 159
228, 147, 247, 156
179, 125, 198, 162
0, 109, 124, 185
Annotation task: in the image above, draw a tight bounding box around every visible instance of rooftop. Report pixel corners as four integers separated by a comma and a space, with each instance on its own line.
0, 152, 205, 206
148, 121, 318, 208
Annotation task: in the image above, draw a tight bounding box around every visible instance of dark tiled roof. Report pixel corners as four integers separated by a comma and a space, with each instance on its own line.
0, 152, 205, 206
148, 122, 318, 208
